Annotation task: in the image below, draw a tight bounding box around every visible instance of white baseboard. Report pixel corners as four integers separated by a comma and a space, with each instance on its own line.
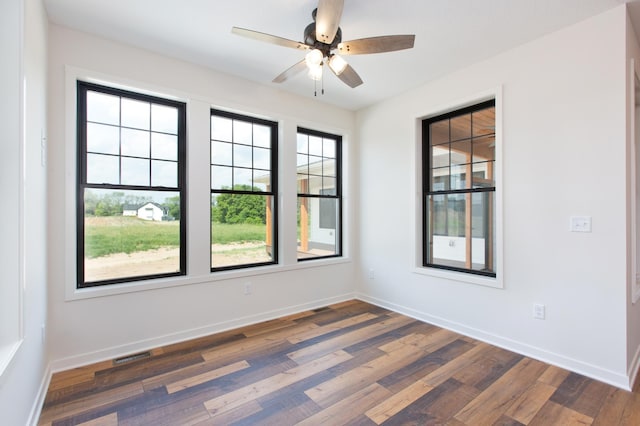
28, 362, 52, 426
356, 293, 631, 391
49, 293, 356, 373
628, 342, 640, 390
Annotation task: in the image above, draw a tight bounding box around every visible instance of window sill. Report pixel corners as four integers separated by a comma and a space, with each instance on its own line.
0, 340, 23, 383
66, 256, 351, 301
413, 266, 503, 289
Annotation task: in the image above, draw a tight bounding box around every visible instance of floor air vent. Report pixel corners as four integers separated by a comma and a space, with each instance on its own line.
113, 351, 151, 365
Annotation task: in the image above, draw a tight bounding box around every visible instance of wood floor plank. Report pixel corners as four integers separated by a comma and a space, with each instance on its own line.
77, 412, 118, 426
297, 382, 392, 425
165, 360, 251, 394
592, 388, 632, 426
454, 357, 548, 425
203, 350, 352, 417
365, 377, 434, 424
287, 312, 379, 344
504, 381, 557, 424
538, 364, 571, 388
528, 400, 593, 425
287, 313, 415, 365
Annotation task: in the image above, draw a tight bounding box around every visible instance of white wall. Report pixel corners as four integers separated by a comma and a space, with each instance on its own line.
357, 6, 630, 388
47, 25, 357, 369
0, 0, 49, 424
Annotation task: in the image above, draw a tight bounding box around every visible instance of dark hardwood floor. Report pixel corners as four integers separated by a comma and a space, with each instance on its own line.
38, 300, 640, 425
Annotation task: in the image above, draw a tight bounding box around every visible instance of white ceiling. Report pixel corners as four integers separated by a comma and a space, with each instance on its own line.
45, 0, 629, 111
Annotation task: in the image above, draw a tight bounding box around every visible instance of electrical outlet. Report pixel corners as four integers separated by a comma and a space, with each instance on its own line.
533, 303, 546, 320
244, 282, 252, 295
368, 269, 375, 280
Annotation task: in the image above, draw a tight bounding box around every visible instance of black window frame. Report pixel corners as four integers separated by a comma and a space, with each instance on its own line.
422, 99, 496, 277
297, 127, 343, 261
76, 81, 187, 288
210, 108, 279, 272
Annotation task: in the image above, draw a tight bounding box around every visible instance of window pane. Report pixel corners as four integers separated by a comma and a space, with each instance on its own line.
471, 192, 495, 273
309, 136, 323, 156
427, 193, 466, 268
121, 157, 149, 186
151, 160, 177, 187
121, 98, 150, 130
322, 177, 336, 195
87, 91, 119, 125
430, 119, 449, 145
253, 147, 270, 170
87, 153, 119, 184
211, 165, 232, 190
297, 174, 308, 193
253, 124, 271, 148
431, 145, 449, 169
211, 116, 232, 142
297, 196, 339, 259
323, 158, 336, 177
121, 128, 150, 158
297, 154, 309, 174
211, 141, 233, 166
450, 164, 468, 190
83, 188, 181, 283
431, 169, 449, 192
234, 143, 252, 168
323, 139, 336, 158
450, 114, 471, 142
297, 133, 308, 153
473, 135, 495, 163
473, 161, 495, 188
151, 133, 177, 161
151, 104, 178, 134
233, 120, 252, 145
87, 123, 119, 155
472, 107, 495, 137
253, 171, 269, 191
234, 168, 252, 188
450, 140, 471, 165
211, 194, 274, 268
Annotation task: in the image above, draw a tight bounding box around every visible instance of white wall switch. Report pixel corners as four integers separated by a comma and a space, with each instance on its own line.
570, 216, 591, 233
533, 303, 546, 320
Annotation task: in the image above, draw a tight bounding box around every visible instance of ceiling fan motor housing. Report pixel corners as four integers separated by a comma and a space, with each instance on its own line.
304, 22, 342, 56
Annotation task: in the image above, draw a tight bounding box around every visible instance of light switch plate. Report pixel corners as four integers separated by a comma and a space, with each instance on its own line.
570, 216, 591, 233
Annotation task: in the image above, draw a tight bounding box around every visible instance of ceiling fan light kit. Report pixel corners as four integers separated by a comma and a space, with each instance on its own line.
231, 0, 415, 94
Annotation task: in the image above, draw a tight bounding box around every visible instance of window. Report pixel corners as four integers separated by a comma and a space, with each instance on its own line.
77, 82, 186, 288
210, 109, 278, 270
297, 128, 342, 260
423, 100, 495, 276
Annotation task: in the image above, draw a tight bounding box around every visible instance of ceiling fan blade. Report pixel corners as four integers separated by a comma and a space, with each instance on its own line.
330, 63, 363, 88
272, 59, 307, 84
338, 35, 415, 55
232, 27, 310, 51
315, 0, 344, 44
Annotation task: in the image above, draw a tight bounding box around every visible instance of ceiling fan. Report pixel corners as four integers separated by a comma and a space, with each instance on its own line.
231, 0, 415, 90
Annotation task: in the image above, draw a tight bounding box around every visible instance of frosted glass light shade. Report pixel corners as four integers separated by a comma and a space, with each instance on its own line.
308, 64, 323, 81
305, 49, 323, 68
329, 55, 347, 75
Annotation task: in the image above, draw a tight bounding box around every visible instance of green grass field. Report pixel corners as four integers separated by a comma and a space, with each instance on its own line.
84, 216, 266, 258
